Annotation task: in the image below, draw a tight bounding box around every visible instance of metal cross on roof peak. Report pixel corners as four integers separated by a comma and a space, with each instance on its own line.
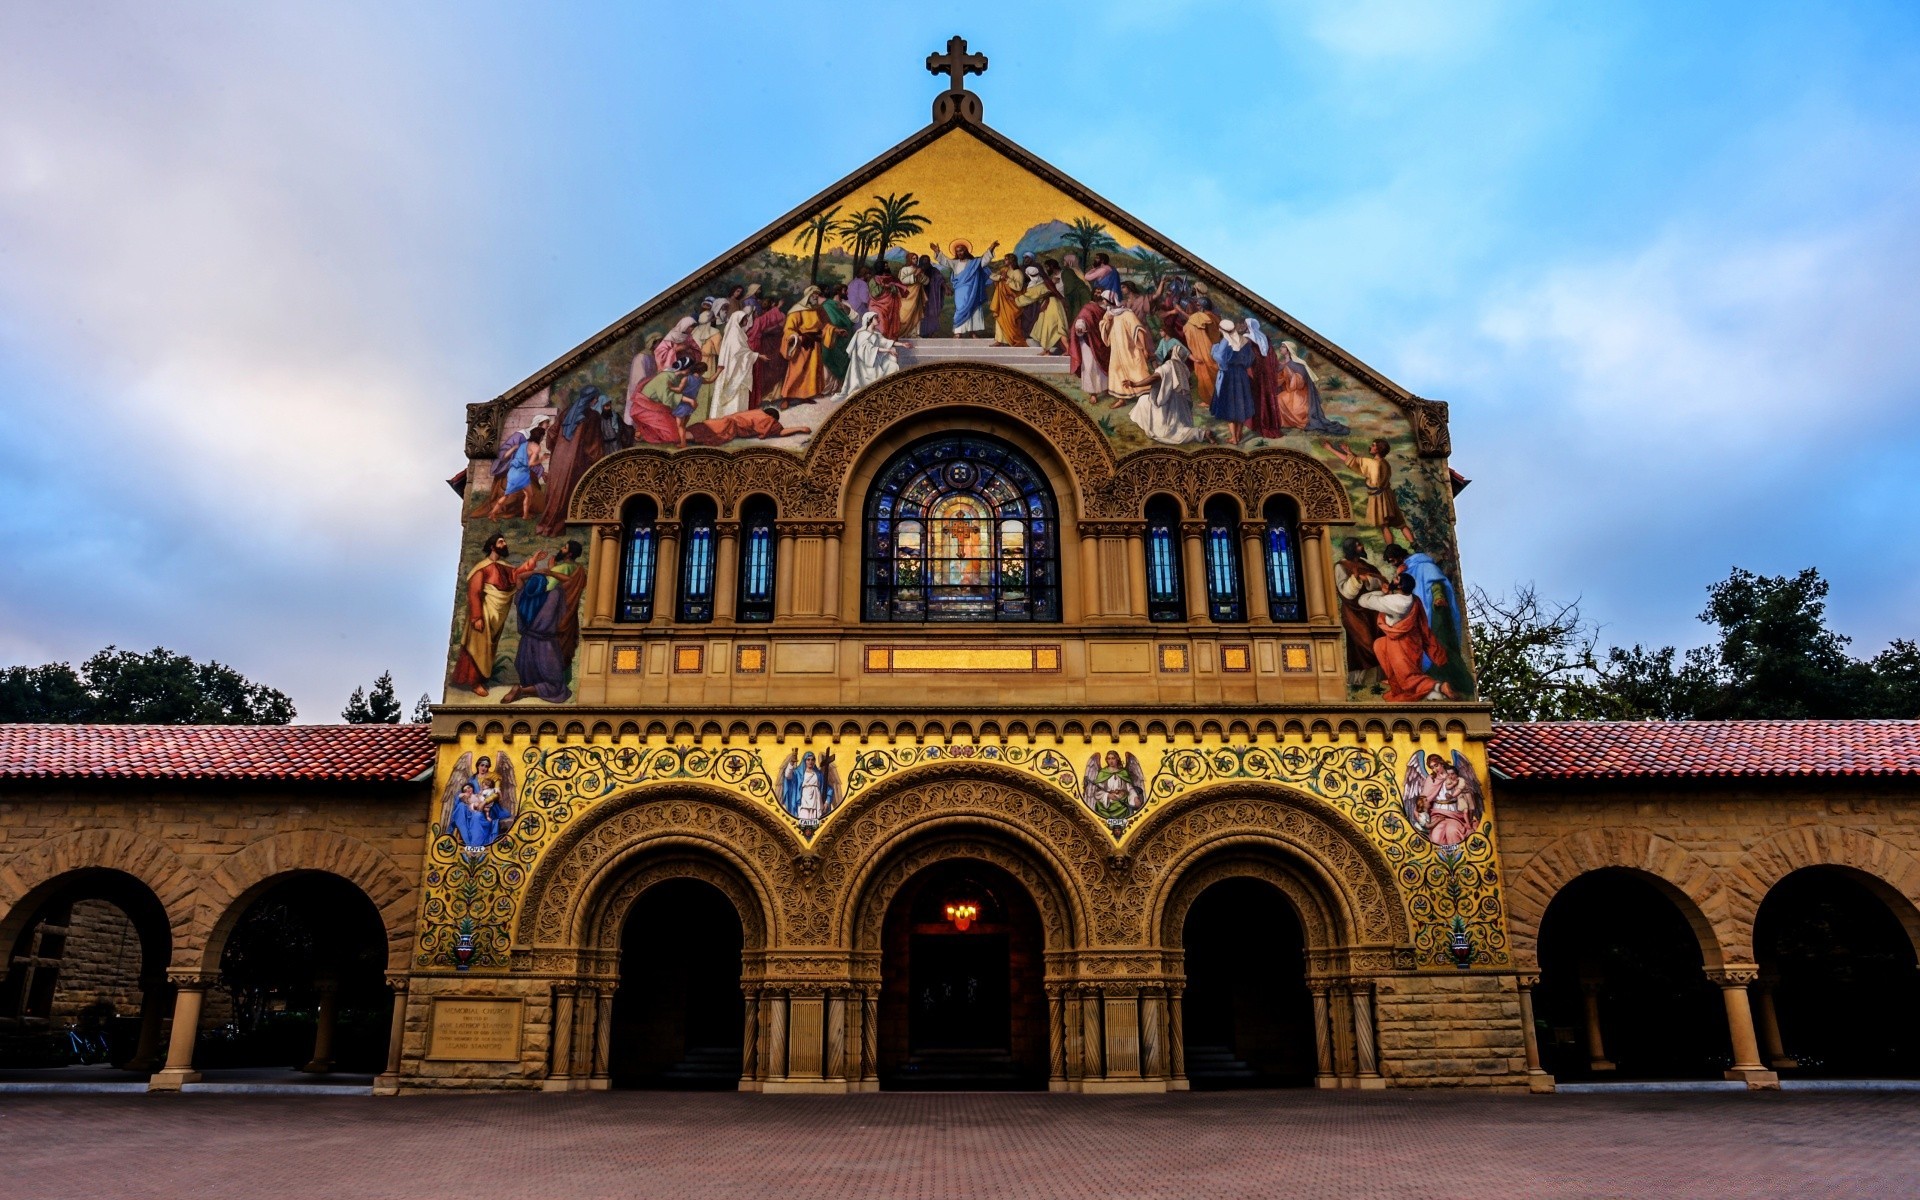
926, 36, 987, 124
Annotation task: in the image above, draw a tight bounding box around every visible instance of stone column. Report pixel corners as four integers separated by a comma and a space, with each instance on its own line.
773, 527, 798, 619
859, 989, 879, 1089
740, 987, 760, 1088
1063, 989, 1085, 1084
1710, 966, 1780, 1089
1079, 987, 1104, 1080
1579, 975, 1615, 1071
303, 978, 341, 1074
654, 522, 681, 624
1300, 526, 1331, 623
1754, 975, 1796, 1070
1240, 524, 1270, 622
1515, 974, 1554, 1093
1140, 988, 1168, 1082
590, 988, 614, 1090
823, 990, 847, 1083
147, 973, 214, 1092
1047, 986, 1068, 1090
1329, 984, 1356, 1084
1351, 984, 1384, 1089
125, 975, 170, 1073
1078, 530, 1102, 620
767, 991, 789, 1083
593, 525, 620, 622
545, 985, 578, 1091
1181, 521, 1209, 621
713, 521, 739, 623
1167, 986, 1188, 1090
1309, 984, 1336, 1089
821, 527, 843, 619
374, 974, 410, 1096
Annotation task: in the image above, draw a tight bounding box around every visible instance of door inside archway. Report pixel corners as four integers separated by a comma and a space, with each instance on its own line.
609, 878, 744, 1089
1756, 867, 1920, 1077
1181, 877, 1316, 1088
1535, 869, 1728, 1080
879, 859, 1047, 1091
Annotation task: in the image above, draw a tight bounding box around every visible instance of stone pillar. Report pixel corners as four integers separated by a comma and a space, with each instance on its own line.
544, 985, 578, 1091
859, 989, 879, 1089
1047, 986, 1068, 1090
593, 525, 620, 622
1140, 988, 1168, 1081
1240, 524, 1270, 622
821, 528, 843, 619
147, 973, 213, 1092
1310, 984, 1336, 1088
126, 975, 170, 1073
1754, 975, 1797, 1070
1301, 526, 1330, 623
1351, 984, 1384, 1089
740, 987, 760, 1088
1078, 531, 1102, 620
1579, 976, 1615, 1071
1079, 987, 1104, 1080
823, 991, 846, 1082
1516, 974, 1554, 1093
373, 974, 410, 1096
1063, 990, 1085, 1085
713, 521, 739, 623
1102, 992, 1142, 1081
1710, 966, 1780, 1089
590, 988, 614, 1090
303, 978, 341, 1074
766, 991, 789, 1083
1181, 521, 1208, 621
755, 991, 775, 1082
1329, 984, 1356, 1084
1122, 531, 1148, 622
1167, 986, 1188, 1090
773, 527, 797, 619
654, 522, 681, 624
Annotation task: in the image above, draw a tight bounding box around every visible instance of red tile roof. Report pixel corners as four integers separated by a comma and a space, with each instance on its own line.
0, 724, 435, 783
1488, 720, 1920, 781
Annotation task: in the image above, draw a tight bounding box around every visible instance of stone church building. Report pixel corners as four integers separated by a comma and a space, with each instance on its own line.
4, 55, 1918, 1096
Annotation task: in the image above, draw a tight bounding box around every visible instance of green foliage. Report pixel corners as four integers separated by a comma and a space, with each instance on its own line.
0, 646, 293, 724
838, 206, 881, 271
793, 204, 841, 284
868, 191, 930, 265
1129, 249, 1175, 288
1064, 216, 1120, 267
1476, 567, 1918, 721
341, 670, 404, 724
411, 693, 434, 723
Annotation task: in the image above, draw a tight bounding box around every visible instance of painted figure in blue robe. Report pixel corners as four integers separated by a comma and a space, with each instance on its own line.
503, 540, 588, 705
932, 239, 1000, 338
779, 748, 840, 823
482, 420, 548, 521
440, 751, 518, 852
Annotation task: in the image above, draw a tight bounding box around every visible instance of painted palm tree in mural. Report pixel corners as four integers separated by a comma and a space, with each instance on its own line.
1064, 217, 1121, 270
1130, 249, 1175, 290
839, 206, 882, 273
869, 192, 931, 269
792, 205, 842, 285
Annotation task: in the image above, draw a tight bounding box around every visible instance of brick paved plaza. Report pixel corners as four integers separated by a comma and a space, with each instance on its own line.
4, 1090, 1918, 1199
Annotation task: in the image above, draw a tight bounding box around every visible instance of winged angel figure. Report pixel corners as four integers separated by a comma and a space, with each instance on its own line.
441, 751, 518, 858
1082, 751, 1147, 823
1400, 750, 1484, 855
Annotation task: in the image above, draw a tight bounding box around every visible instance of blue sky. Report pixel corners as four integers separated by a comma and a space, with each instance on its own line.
2, 1, 1917, 718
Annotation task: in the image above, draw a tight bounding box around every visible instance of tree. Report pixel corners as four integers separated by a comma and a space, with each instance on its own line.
1466, 585, 1625, 721
1130, 249, 1175, 290
868, 192, 930, 267
1064, 217, 1120, 268
791, 204, 841, 284
341, 671, 404, 724
411, 694, 434, 723
0, 646, 295, 724
838, 206, 881, 273
1867, 640, 1920, 718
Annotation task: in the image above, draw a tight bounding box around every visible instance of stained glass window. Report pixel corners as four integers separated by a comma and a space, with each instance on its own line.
863, 434, 1059, 622
1203, 496, 1245, 623
1263, 496, 1305, 623
617, 496, 657, 623
1145, 495, 1185, 622
737, 496, 776, 623
678, 495, 717, 623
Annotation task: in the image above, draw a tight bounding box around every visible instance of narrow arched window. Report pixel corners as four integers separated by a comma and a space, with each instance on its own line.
737, 496, 776, 623
617, 496, 658, 622
1144, 495, 1184, 622
1203, 496, 1245, 623
677, 495, 717, 623
1262, 496, 1305, 622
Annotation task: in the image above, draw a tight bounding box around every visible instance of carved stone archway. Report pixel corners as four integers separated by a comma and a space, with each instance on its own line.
0, 829, 199, 967
1506, 827, 1735, 968
1732, 826, 1920, 961
1159, 852, 1341, 957
584, 850, 771, 957
196, 831, 415, 973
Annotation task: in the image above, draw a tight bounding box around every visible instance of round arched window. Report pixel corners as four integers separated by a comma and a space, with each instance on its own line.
862, 434, 1060, 622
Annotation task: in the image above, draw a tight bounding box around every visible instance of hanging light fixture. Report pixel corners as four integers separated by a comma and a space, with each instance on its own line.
944, 901, 980, 932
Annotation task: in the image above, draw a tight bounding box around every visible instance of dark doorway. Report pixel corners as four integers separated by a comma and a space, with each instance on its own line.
1535, 869, 1728, 1080
1180, 876, 1316, 1088
211, 872, 391, 1073
609, 878, 744, 1089
1756, 867, 1920, 1077
879, 859, 1047, 1090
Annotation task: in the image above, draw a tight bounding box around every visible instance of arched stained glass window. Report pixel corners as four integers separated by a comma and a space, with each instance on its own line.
1202, 496, 1245, 623
737, 496, 776, 623
617, 496, 658, 623
1263, 496, 1305, 623
677, 495, 717, 623
1145, 495, 1185, 622
863, 434, 1059, 622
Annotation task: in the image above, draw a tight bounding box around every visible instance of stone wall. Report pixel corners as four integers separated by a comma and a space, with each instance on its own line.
1374, 972, 1527, 1088
47, 899, 144, 1019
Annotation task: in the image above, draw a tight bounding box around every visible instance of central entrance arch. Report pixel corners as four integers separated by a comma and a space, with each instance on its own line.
1181, 877, 1316, 1087
878, 858, 1047, 1090
609, 878, 745, 1089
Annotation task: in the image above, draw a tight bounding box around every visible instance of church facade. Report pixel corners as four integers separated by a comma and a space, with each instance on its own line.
4, 55, 1918, 1097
